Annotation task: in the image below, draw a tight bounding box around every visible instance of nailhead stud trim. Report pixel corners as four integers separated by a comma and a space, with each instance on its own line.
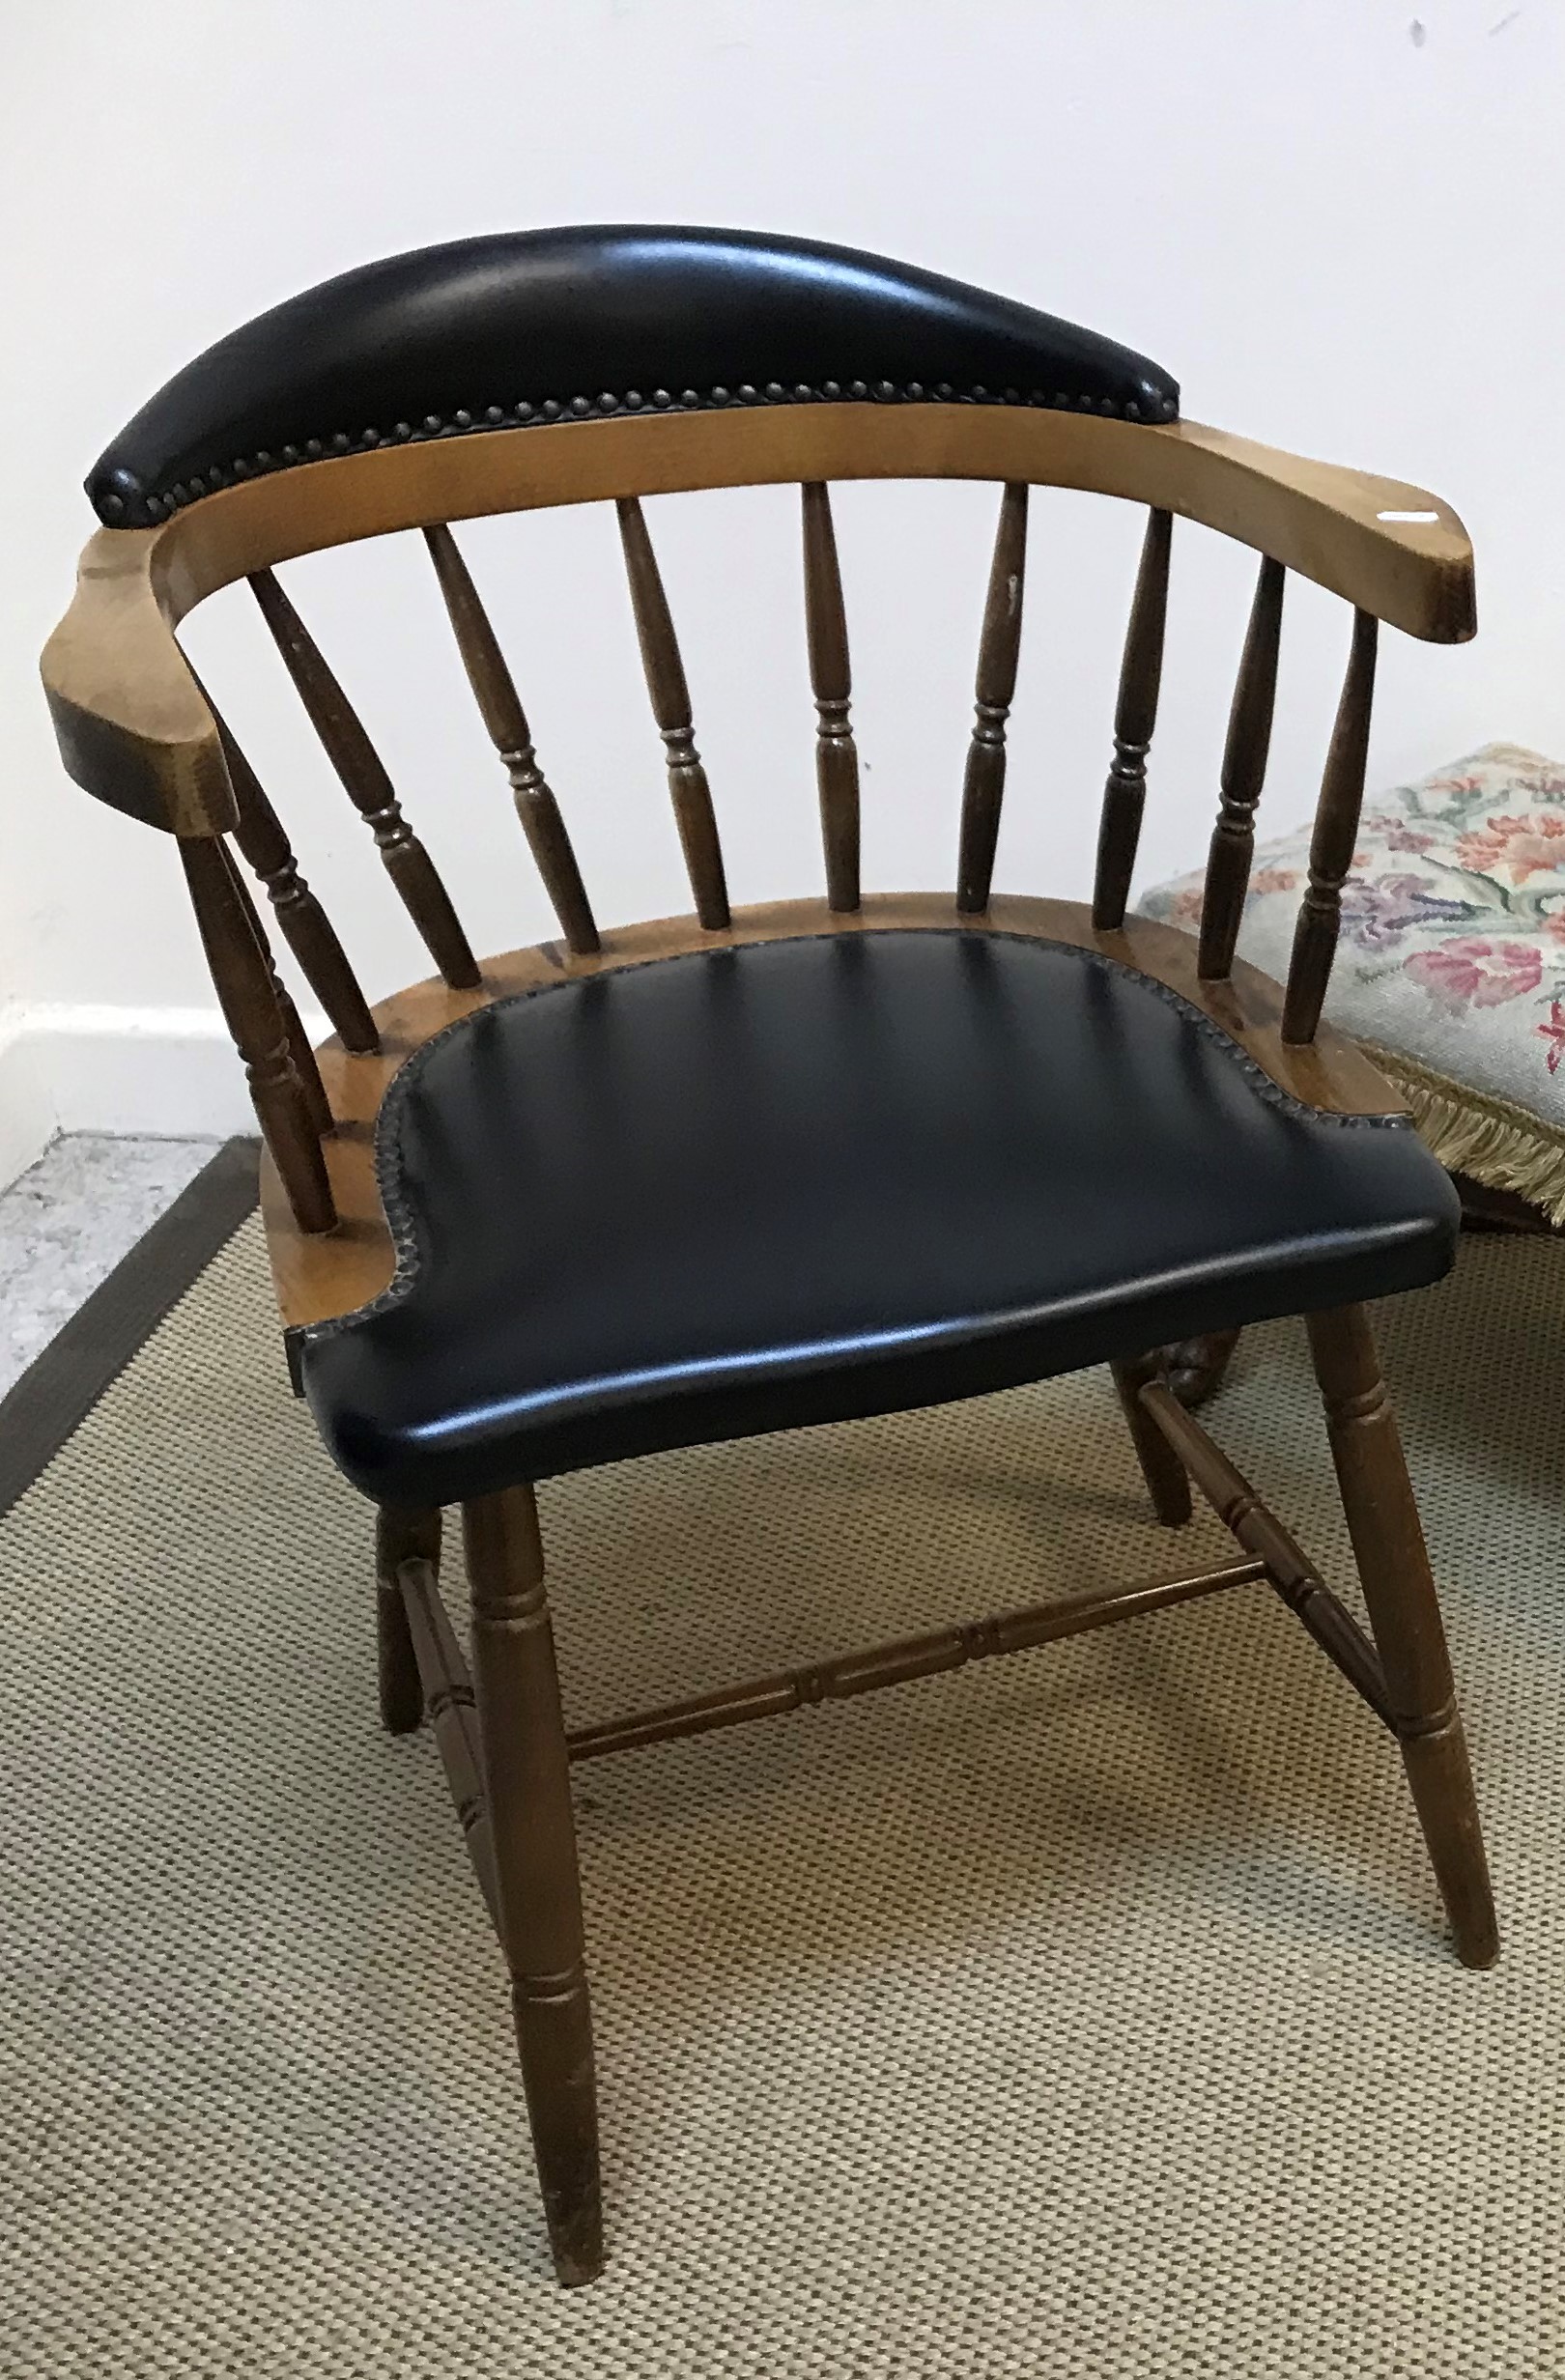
126, 377, 1178, 520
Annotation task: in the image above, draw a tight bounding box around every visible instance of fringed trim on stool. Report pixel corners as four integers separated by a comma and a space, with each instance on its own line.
1357, 1040, 1565, 1226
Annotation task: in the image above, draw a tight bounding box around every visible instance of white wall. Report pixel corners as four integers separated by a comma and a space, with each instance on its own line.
3, 0, 1561, 1175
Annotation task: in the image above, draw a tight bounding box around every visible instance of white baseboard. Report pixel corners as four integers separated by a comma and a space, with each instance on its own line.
0, 1011, 58, 1189
0, 1002, 327, 1192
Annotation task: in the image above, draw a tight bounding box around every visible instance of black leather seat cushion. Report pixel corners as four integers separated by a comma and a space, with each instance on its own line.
299, 931, 1458, 1508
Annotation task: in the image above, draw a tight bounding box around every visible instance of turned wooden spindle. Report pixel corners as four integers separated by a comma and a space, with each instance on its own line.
1283, 608, 1378, 1041
614, 497, 730, 931
422, 524, 600, 956
223, 843, 333, 1137
398, 1553, 499, 1929
801, 482, 861, 912
465, 1485, 601, 2285
249, 567, 481, 989
1139, 1379, 1391, 1720
566, 1556, 1265, 1764
1109, 1350, 1192, 1526
1305, 1306, 1498, 1968
1198, 556, 1287, 979
956, 482, 1029, 914
198, 692, 380, 1054
375, 1504, 440, 1734
1093, 508, 1173, 931
180, 833, 334, 1232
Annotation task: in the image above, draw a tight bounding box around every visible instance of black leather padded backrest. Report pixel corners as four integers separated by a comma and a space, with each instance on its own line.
88, 225, 1180, 528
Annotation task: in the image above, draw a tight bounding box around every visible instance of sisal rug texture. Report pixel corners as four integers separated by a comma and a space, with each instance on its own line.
2, 1217, 1562, 2377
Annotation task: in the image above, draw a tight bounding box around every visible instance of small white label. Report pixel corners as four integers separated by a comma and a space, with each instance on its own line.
1377, 508, 1440, 524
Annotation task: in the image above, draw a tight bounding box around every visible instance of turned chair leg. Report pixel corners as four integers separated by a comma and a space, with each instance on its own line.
376, 1505, 441, 1733
465, 1485, 602, 2284
1306, 1305, 1498, 1969
1163, 1328, 1241, 1409
1111, 1352, 1193, 1525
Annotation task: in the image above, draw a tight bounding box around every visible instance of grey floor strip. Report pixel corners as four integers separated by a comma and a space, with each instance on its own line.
0, 1136, 260, 1516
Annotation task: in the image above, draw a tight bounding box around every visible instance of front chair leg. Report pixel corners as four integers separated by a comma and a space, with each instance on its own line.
1111, 1352, 1193, 1525
1306, 1305, 1498, 1969
376, 1505, 441, 1733
465, 1485, 602, 2284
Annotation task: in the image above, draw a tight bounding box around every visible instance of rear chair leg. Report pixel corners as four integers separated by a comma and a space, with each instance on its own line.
1164, 1328, 1241, 1409
465, 1485, 602, 2284
1306, 1305, 1498, 1969
1112, 1352, 1193, 1525
376, 1506, 441, 1733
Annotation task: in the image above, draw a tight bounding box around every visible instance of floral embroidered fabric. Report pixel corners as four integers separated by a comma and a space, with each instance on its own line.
1138, 744, 1565, 1214
1142, 744, 1565, 1106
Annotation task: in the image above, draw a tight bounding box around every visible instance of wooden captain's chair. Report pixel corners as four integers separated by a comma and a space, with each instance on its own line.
43, 227, 1495, 2283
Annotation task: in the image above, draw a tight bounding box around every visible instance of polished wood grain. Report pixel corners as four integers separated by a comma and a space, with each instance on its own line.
956, 482, 1029, 913
1093, 507, 1172, 931
615, 496, 730, 930
44, 411, 1473, 836
204, 693, 381, 1053
423, 524, 600, 955
1283, 608, 1378, 1042
224, 848, 333, 1138
181, 834, 334, 1232
801, 482, 861, 910
1139, 1379, 1391, 1721
250, 567, 481, 988
375, 1504, 440, 1734
568, 1557, 1266, 1762
1110, 1351, 1192, 1525
1198, 555, 1286, 979
1305, 1305, 1498, 1968
465, 1486, 601, 2284
257, 892, 1409, 1334
397, 1552, 499, 1928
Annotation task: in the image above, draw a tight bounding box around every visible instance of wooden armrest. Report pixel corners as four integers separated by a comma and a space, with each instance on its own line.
41, 526, 234, 834
39, 405, 1474, 834
1152, 419, 1473, 643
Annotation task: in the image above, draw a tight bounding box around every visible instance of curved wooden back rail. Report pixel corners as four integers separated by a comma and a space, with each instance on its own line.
42, 402, 1475, 1253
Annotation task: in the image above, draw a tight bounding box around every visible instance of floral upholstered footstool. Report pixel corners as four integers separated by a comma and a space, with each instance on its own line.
1139, 742, 1565, 1403
1141, 742, 1565, 1227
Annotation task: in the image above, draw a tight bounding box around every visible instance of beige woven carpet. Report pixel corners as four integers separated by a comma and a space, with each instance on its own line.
3, 1220, 1562, 2377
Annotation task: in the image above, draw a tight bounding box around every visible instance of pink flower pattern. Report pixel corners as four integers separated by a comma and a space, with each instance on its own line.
1541, 1001, 1565, 1076
1136, 744, 1565, 1091
1454, 812, 1565, 885
1403, 938, 1543, 1011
